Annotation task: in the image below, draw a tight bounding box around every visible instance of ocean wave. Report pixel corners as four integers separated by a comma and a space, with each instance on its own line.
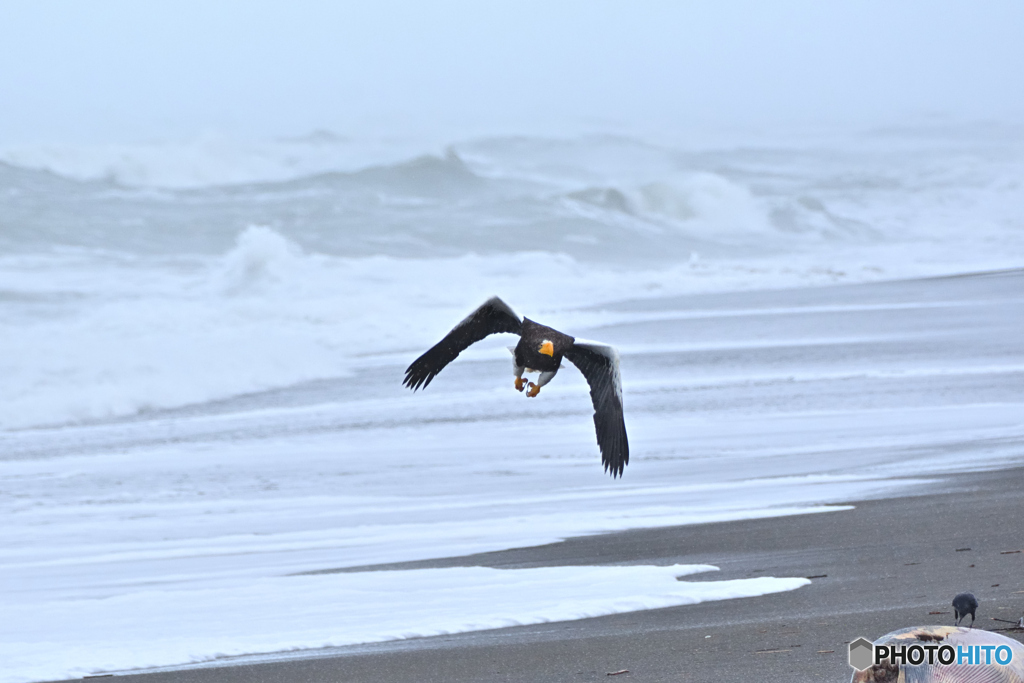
564, 173, 885, 244
2, 224, 960, 432
0, 133, 451, 189
566, 173, 771, 239
2, 131, 1020, 260
1, 129, 1022, 429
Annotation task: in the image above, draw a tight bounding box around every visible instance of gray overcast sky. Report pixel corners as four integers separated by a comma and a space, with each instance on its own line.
1, 0, 1022, 144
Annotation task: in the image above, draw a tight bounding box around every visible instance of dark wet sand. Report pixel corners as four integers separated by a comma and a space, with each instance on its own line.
68, 466, 1024, 683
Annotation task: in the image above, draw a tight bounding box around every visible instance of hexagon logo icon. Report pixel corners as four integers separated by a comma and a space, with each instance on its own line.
849, 637, 874, 671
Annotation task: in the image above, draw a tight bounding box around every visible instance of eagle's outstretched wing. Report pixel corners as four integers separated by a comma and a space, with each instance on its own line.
403, 296, 523, 391
564, 340, 629, 477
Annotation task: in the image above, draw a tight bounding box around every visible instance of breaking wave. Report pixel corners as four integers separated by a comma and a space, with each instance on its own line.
1, 129, 1022, 429
0, 132, 438, 189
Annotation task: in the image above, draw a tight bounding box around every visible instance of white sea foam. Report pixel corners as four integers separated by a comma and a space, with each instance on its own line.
2, 128, 1023, 681
2, 219, 1020, 430
0, 564, 807, 682
631, 173, 773, 238
0, 225, 967, 431
2, 389, 1021, 680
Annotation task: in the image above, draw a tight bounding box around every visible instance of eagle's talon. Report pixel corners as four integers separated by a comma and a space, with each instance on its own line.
526, 382, 540, 398
514, 377, 526, 392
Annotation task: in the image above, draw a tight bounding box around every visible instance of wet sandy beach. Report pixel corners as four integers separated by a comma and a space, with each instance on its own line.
71, 465, 1024, 683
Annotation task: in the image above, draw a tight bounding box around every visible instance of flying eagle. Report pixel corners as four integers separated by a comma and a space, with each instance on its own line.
403, 296, 629, 477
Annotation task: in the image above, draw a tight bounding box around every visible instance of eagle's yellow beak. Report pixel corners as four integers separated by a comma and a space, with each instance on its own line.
539, 341, 554, 357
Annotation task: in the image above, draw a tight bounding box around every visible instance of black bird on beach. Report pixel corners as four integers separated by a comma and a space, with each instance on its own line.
403, 296, 629, 477
952, 592, 978, 628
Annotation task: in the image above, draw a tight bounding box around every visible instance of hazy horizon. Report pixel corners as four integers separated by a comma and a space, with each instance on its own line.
2, 0, 1023, 146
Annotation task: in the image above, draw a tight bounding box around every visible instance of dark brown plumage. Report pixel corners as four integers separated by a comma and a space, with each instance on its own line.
403, 296, 629, 477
